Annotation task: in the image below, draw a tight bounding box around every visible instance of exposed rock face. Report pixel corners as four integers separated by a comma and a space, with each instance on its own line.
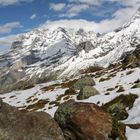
0, 70, 25, 94
122, 44, 140, 68
11, 41, 23, 49
77, 86, 100, 100
0, 8, 140, 93
54, 100, 113, 140
0, 99, 65, 140
11, 53, 39, 71
73, 76, 95, 90
76, 41, 95, 53
102, 94, 138, 120
132, 82, 140, 88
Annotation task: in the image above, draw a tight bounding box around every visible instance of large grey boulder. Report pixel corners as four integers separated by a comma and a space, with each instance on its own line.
0, 99, 65, 140
73, 76, 95, 90
77, 86, 100, 100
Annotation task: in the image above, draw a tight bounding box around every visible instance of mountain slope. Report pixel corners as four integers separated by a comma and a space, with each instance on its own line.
0, 8, 140, 93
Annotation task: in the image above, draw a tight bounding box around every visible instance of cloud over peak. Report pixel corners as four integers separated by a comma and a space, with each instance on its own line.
50, 3, 66, 11
42, 6, 138, 34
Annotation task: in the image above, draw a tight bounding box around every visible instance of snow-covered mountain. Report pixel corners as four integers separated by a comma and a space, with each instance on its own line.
0, 7, 140, 93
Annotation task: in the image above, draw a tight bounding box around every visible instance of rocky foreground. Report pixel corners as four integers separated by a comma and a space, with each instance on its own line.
0, 7, 140, 140
0, 97, 126, 140
0, 99, 65, 140
0, 44, 140, 139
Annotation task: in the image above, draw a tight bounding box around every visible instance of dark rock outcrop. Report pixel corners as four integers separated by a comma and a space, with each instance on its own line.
122, 44, 140, 68
0, 99, 65, 140
76, 41, 95, 53
102, 94, 138, 120
54, 100, 125, 140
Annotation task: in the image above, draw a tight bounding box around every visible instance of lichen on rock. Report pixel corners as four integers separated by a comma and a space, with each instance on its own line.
77, 86, 100, 100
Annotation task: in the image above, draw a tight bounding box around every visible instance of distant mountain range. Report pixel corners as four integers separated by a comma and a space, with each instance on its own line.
0, 7, 140, 93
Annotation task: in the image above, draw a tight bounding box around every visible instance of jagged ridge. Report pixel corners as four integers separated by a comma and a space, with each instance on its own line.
0, 7, 140, 93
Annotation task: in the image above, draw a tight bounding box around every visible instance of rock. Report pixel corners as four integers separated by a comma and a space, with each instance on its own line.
77, 86, 100, 100
132, 83, 140, 88
111, 118, 127, 140
0, 99, 2, 109
122, 44, 140, 68
11, 59, 26, 71
11, 53, 39, 71
102, 94, 138, 120
0, 70, 25, 94
0, 99, 65, 140
116, 85, 125, 93
55, 100, 120, 140
73, 76, 95, 90
76, 41, 95, 53
11, 41, 23, 50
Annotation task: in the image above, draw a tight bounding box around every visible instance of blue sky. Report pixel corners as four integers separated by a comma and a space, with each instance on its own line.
0, 0, 121, 36
0, 0, 139, 52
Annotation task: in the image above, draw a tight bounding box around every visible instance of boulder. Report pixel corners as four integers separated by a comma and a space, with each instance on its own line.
55, 100, 117, 140
0, 99, 65, 140
77, 86, 100, 100
73, 76, 95, 90
102, 94, 138, 120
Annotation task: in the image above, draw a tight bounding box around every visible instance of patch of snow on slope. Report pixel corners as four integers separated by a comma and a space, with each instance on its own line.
126, 127, 140, 140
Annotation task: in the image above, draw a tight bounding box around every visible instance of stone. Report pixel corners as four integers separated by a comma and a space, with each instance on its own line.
132, 83, 140, 88
72, 76, 95, 90
102, 94, 138, 120
54, 100, 113, 140
0, 99, 65, 140
116, 85, 125, 93
77, 86, 100, 100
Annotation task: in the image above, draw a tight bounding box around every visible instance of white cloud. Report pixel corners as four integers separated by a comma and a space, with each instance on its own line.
50, 1, 101, 17
109, 0, 140, 6
94, 6, 138, 33
0, 34, 19, 52
61, 4, 89, 17
75, 0, 140, 6
42, 6, 138, 33
68, 0, 101, 5
50, 0, 140, 18
42, 19, 96, 31
0, 22, 22, 34
50, 3, 66, 11
0, 0, 33, 6
30, 14, 37, 20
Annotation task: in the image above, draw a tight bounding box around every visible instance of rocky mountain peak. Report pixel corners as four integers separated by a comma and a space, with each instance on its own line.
0, 7, 140, 93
